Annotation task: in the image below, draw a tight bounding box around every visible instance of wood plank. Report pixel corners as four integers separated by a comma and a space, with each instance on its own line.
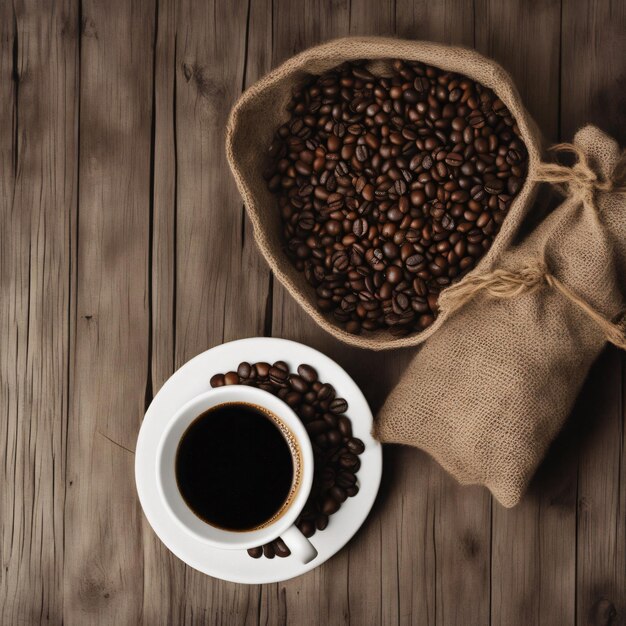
140, 0, 187, 623
0, 1, 77, 623
63, 1, 154, 623
473, 2, 575, 625
561, 1, 626, 624
170, 0, 261, 623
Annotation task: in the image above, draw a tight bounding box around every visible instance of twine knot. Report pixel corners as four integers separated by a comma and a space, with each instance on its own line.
441, 141, 626, 350
534, 142, 626, 205
443, 261, 626, 350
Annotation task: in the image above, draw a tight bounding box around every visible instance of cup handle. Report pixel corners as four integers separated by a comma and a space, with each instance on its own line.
280, 525, 317, 563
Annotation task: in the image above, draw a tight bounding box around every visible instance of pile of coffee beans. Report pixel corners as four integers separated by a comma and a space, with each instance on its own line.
263, 59, 528, 335
209, 361, 363, 559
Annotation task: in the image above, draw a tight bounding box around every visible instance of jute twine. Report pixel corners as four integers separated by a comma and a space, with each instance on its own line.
444, 143, 626, 349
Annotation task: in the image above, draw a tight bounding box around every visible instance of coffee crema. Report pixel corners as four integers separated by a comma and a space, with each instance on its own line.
175, 402, 301, 532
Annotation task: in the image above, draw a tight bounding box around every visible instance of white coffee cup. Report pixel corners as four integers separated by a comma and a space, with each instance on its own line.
156, 385, 318, 563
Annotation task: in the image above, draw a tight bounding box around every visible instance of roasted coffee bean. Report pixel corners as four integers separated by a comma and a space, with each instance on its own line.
321, 496, 340, 515
316, 514, 329, 531
224, 371, 239, 385
273, 538, 291, 558
330, 485, 347, 503
210, 373, 225, 388
329, 398, 349, 414
346, 437, 365, 454
269, 366, 288, 384
289, 374, 308, 393
237, 361, 252, 379
255, 362, 270, 378
247, 547, 263, 559
298, 363, 318, 383
298, 519, 316, 538
338, 415, 353, 438
318, 383, 335, 401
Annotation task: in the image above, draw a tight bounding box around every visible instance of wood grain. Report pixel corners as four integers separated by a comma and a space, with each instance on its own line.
63, 0, 153, 623
561, 2, 626, 625
0, 1, 77, 622
1, 0, 625, 624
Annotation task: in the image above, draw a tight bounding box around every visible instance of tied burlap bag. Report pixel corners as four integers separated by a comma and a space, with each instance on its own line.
375, 125, 626, 507
226, 37, 543, 350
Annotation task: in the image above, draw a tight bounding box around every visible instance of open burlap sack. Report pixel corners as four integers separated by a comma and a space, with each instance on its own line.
226, 37, 543, 350
375, 125, 626, 507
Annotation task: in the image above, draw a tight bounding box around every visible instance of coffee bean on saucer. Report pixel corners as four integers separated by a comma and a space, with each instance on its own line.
224, 371, 239, 385
321, 496, 340, 515
318, 383, 335, 401
269, 366, 288, 385
316, 514, 329, 531
247, 547, 263, 559
289, 374, 308, 393
337, 416, 352, 438
263, 543, 276, 559
210, 373, 225, 388
237, 361, 252, 379
329, 398, 348, 414
346, 437, 365, 454
273, 538, 291, 558
255, 362, 271, 378
329, 485, 347, 503
297, 364, 318, 383
298, 519, 315, 538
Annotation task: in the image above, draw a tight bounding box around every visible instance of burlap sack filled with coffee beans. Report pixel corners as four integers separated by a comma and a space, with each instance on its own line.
375, 125, 626, 507
226, 37, 543, 350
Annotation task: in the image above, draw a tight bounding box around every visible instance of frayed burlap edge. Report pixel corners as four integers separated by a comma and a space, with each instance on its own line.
226, 37, 544, 350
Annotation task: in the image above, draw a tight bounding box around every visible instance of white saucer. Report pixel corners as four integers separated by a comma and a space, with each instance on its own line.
135, 337, 382, 584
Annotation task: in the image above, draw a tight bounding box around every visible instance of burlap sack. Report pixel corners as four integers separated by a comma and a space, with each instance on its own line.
375, 125, 626, 507
226, 37, 543, 350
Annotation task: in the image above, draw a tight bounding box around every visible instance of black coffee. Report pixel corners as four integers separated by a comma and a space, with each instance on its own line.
175, 402, 295, 531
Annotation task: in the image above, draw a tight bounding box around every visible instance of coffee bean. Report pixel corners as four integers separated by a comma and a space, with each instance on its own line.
318, 383, 335, 401
338, 416, 352, 438
237, 362, 251, 379
289, 374, 308, 393
298, 363, 318, 383
346, 437, 365, 454
322, 496, 340, 515
329, 398, 349, 414
255, 362, 270, 378
316, 514, 329, 531
273, 538, 291, 558
210, 373, 225, 388
224, 371, 239, 385
263, 543, 275, 559
269, 366, 288, 384
247, 547, 263, 559
265, 60, 528, 338
330, 485, 347, 503
298, 520, 315, 538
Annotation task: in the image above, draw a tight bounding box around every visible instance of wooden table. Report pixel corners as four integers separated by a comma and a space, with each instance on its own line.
1, 0, 624, 624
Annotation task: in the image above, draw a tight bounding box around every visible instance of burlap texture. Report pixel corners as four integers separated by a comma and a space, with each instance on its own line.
375, 126, 626, 507
226, 37, 543, 350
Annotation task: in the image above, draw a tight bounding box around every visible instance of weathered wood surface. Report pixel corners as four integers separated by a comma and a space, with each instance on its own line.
0, 0, 624, 624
